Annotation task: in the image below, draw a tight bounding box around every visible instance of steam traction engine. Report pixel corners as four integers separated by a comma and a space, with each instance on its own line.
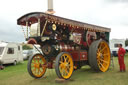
17, 12, 111, 79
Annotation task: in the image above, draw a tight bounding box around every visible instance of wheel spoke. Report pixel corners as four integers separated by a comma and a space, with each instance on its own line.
66, 57, 70, 63
38, 68, 40, 75
32, 61, 37, 65
59, 61, 63, 64
33, 57, 36, 63
61, 56, 63, 62
64, 68, 69, 75
97, 48, 100, 53
39, 68, 42, 72
32, 68, 36, 72
64, 56, 67, 62
103, 53, 109, 56
65, 57, 68, 62
66, 65, 70, 72
100, 59, 109, 64
35, 68, 37, 74
59, 63, 63, 68
98, 44, 102, 51
31, 64, 35, 67
37, 57, 40, 63
97, 53, 100, 58
98, 62, 105, 70
59, 66, 62, 74
100, 46, 107, 53
61, 68, 65, 76
40, 58, 43, 63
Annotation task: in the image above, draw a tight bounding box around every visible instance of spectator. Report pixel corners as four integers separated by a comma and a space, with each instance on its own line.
118, 44, 126, 72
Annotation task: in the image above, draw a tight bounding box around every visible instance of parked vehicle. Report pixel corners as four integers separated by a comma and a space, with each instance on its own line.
125, 46, 128, 52
23, 44, 42, 60
23, 50, 33, 60
32, 44, 42, 54
0, 41, 23, 65
110, 39, 125, 56
17, 12, 111, 79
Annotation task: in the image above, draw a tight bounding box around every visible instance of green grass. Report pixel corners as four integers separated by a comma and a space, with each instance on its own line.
0, 56, 128, 85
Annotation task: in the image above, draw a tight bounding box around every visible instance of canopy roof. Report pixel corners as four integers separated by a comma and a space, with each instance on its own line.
17, 12, 111, 32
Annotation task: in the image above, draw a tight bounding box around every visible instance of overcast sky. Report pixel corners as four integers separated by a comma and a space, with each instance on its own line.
0, 0, 128, 42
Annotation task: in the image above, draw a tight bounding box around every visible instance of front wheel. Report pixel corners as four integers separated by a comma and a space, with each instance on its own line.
27, 54, 47, 78
55, 52, 74, 79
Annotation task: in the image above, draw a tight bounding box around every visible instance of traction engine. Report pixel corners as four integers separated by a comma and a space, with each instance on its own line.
17, 12, 111, 79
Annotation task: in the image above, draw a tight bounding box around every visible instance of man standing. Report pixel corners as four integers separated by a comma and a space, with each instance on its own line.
118, 44, 126, 72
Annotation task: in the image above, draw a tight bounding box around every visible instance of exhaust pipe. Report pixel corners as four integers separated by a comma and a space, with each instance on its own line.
46, 0, 55, 14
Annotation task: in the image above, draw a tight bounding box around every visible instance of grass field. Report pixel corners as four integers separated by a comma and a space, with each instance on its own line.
0, 55, 128, 85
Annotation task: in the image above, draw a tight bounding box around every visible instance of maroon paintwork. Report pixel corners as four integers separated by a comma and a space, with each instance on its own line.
17, 12, 111, 68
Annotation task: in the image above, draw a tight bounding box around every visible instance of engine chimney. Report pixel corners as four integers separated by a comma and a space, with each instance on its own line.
46, 0, 55, 14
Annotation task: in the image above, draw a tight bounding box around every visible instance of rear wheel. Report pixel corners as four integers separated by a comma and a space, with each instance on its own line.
27, 54, 47, 78
55, 52, 74, 79
13, 60, 17, 65
89, 40, 111, 72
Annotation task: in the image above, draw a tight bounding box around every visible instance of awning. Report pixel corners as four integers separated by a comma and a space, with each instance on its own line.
17, 12, 111, 32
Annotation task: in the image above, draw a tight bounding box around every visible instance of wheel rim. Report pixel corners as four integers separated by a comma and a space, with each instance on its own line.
59, 53, 73, 79
31, 54, 47, 77
14, 61, 17, 65
97, 41, 110, 72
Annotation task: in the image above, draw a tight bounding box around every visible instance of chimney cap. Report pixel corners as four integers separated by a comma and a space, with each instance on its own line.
46, 0, 55, 14
45, 10, 55, 14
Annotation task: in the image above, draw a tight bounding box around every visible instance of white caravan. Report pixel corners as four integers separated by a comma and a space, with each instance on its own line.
0, 42, 23, 65
109, 39, 125, 56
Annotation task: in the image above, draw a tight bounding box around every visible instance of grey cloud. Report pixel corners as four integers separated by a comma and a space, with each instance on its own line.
104, 0, 128, 3
0, 19, 25, 42
0, 28, 25, 42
